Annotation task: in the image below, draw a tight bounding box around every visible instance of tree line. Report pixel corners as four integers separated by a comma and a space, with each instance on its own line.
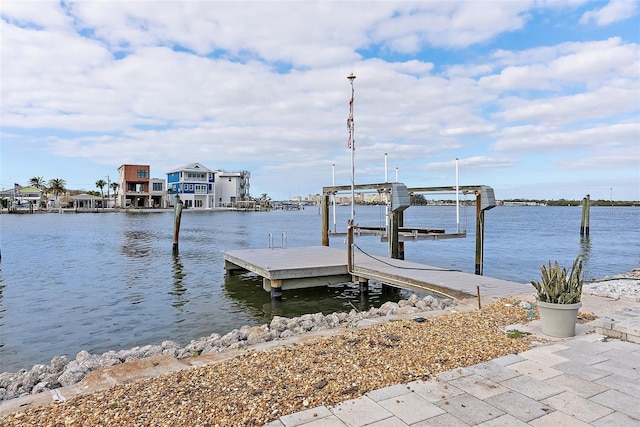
26, 176, 119, 207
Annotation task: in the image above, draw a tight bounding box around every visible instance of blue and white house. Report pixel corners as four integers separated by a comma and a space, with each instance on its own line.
166, 163, 251, 209
166, 163, 216, 208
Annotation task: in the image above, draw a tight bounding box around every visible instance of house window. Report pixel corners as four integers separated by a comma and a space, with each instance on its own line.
137, 169, 149, 179
195, 199, 203, 208
152, 182, 163, 191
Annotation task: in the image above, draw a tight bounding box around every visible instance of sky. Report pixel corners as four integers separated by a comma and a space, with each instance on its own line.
1, 1, 639, 201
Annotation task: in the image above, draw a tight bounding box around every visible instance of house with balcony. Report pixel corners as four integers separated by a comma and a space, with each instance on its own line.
117, 164, 151, 208
150, 178, 167, 208
117, 164, 167, 208
213, 169, 250, 208
166, 163, 251, 209
1, 185, 43, 211
166, 163, 216, 208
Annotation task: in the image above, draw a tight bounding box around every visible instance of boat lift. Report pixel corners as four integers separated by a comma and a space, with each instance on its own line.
320, 183, 497, 275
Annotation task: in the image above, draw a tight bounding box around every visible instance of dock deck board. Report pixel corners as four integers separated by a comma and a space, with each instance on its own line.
222, 246, 532, 298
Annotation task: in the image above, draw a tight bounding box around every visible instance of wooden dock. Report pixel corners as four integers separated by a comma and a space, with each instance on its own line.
222, 246, 532, 300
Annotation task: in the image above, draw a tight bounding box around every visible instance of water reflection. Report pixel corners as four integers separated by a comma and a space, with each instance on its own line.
0, 268, 4, 350
579, 235, 593, 278
169, 254, 188, 307
223, 272, 408, 322
120, 230, 155, 258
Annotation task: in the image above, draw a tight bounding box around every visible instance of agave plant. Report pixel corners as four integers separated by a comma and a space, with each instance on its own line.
531, 254, 583, 304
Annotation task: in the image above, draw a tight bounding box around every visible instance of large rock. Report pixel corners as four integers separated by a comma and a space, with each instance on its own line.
245, 326, 271, 345
48, 355, 70, 374
21, 364, 47, 389
58, 364, 90, 387
219, 329, 241, 347
378, 301, 399, 315
270, 316, 289, 332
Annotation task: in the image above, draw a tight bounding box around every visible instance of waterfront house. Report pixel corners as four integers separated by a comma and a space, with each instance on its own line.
116, 164, 166, 208
150, 178, 166, 208
166, 163, 251, 209
166, 162, 217, 208
15, 186, 42, 210
213, 169, 250, 208
73, 193, 103, 211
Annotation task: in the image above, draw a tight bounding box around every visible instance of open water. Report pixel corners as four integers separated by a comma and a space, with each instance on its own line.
1, 205, 638, 372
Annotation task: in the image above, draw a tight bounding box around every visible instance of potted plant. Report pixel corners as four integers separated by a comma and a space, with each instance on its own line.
531, 254, 583, 337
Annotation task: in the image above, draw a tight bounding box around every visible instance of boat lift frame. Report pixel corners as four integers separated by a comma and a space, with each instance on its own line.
321, 183, 497, 275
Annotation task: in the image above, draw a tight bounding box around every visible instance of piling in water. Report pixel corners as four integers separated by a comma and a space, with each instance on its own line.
580, 194, 590, 236
173, 195, 184, 254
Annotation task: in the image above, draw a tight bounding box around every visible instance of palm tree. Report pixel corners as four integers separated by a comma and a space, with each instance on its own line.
96, 179, 107, 209
29, 176, 46, 189
29, 176, 48, 208
259, 193, 271, 209
110, 182, 119, 207
48, 178, 66, 205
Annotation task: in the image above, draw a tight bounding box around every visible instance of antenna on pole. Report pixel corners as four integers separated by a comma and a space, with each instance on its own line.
347, 73, 356, 221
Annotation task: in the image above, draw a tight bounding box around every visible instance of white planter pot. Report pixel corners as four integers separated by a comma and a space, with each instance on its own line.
537, 301, 582, 337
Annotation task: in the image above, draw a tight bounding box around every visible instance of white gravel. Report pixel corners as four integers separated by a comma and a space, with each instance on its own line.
584, 269, 640, 298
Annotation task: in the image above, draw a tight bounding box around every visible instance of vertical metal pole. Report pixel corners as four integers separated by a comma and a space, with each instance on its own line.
347, 73, 356, 221
395, 167, 399, 183
475, 191, 484, 275
384, 153, 389, 227
384, 153, 388, 183
332, 163, 336, 233
455, 158, 460, 234
347, 219, 354, 272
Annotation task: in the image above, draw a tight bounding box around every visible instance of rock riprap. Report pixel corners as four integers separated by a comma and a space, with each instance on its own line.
0, 294, 453, 401
0, 299, 536, 427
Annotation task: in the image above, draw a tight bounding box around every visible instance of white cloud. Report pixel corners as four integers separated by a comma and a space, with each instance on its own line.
580, 0, 638, 26
482, 38, 638, 90
0, 1, 73, 30
440, 125, 497, 136
371, 2, 533, 49
492, 122, 640, 152
494, 82, 639, 124
425, 156, 517, 172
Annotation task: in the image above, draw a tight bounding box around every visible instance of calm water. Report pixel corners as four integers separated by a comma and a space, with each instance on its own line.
1, 205, 638, 372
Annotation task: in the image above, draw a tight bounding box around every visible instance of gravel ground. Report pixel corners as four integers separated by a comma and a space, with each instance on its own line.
1, 299, 538, 427
584, 268, 640, 297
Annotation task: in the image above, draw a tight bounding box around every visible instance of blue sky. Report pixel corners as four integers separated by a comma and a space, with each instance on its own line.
1, 1, 639, 201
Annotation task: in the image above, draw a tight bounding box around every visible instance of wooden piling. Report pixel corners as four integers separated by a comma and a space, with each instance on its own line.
388, 210, 399, 259
172, 195, 183, 255
475, 192, 485, 275
580, 194, 590, 236
321, 194, 330, 246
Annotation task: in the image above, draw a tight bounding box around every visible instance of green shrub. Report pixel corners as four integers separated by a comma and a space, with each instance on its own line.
531, 255, 583, 304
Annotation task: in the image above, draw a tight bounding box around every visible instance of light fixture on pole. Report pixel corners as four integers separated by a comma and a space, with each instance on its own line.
347, 73, 356, 221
